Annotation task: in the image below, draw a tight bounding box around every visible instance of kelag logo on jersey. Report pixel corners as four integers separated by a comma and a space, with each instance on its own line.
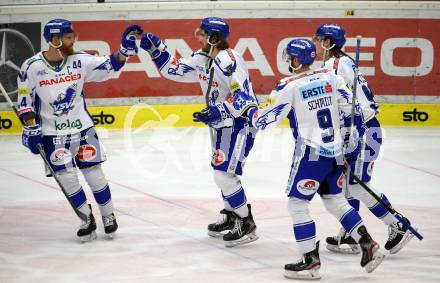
300, 81, 333, 101
50, 84, 77, 116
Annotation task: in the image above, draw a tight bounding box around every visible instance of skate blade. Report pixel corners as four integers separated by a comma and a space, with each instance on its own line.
365, 250, 385, 273
79, 231, 97, 242
326, 243, 360, 254
208, 230, 227, 238
224, 232, 259, 247
390, 230, 415, 255
284, 268, 321, 280
106, 232, 116, 240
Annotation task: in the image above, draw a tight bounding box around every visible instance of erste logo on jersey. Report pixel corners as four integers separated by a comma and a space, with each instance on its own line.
50, 83, 78, 116
39, 73, 81, 87
300, 80, 333, 101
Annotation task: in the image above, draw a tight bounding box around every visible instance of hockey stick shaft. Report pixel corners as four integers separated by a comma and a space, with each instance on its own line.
344, 36, 362, 192
350, 173, 423, 240
0, 82, 88, 222
205, 60, 215, 152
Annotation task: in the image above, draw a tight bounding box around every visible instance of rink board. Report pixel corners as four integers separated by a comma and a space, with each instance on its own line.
0, 103, 439, 134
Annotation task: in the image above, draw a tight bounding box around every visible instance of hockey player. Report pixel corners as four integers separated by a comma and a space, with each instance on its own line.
17, 19, 143, 241
197, 39, 385, 279
313, 23, 414, 255
139, 17, 258, 247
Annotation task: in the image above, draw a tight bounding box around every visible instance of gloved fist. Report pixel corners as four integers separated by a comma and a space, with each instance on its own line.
224, 90, 258, 117
22, 124, 42, 155
344, 131, 361, 164
119, 24, 143, 57
193, 103, 233, 128
140, 33, 166, 59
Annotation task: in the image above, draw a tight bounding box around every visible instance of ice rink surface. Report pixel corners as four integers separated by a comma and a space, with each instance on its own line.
0, 126, 439, 283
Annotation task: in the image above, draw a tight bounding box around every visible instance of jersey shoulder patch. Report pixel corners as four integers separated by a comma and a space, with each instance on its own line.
338, 56, 355, 70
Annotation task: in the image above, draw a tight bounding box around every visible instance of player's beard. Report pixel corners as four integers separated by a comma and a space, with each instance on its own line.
59, 44, 74, 57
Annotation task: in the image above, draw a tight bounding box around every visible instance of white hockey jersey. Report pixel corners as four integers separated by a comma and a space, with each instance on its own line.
248, 68, 356, 157
17, 51, 121, 135
156, 48, 256, 107
325, 56, 378, 122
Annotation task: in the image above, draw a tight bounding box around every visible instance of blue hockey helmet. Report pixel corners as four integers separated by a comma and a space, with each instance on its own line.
200, 17, 230, 40
43, 19, 75, 43
283, 39, 316, 66
315, 23, 346, 47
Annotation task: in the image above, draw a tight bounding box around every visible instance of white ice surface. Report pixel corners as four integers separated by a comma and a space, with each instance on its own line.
0, 126, 439, 283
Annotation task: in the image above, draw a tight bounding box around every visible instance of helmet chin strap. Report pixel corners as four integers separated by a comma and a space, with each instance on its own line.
207, 35, 219, 57
288, 59, 302, 73
321, 41, 335, 67
49, 38, 65, 59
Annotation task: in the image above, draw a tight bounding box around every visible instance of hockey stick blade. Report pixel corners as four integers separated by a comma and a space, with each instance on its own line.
350, 173, 423, 240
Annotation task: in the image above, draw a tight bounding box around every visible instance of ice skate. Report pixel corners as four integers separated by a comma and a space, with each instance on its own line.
223, 204, 258, 247
103, 212, 118, 238
326, 227, 360, 254
284, 241, 321, 280
358, 226, 385, 273
77, 206, 97, 242
207, 208, 236, 237
384, 217, 414, 254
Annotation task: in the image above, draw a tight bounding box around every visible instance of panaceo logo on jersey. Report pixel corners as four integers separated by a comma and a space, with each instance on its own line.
54, 118, 83, 131
300, 81, 333, 101
39, 74, 81, 87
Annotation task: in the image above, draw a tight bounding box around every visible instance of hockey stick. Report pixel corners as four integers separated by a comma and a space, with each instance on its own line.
204, 60, 215, 152
350, 173, 423, 240
0, 82, 88, 222
344, 36, 362, 192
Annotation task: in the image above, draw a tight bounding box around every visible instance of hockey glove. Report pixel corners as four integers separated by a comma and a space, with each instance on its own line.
194, 103, 233, 128
343, 130, 361, 164
224, 90, 258, 118
119, 25, 143, 57
22, 124, 42, 155
140, 33, 167, 59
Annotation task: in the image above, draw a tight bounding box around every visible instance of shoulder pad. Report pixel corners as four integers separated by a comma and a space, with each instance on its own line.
274, 78, 289, 91
214, 49, 237, 76
23, 54, 41, 67
73, 51, 94, 56
339, 56, 356, 70
192, 50, 209, 58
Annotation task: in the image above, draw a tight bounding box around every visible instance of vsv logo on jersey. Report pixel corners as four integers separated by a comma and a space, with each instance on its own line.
300, 81, 332, 101
39, 73, 81, 87
50, 84, 77, 116
54, 118, 83, 131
